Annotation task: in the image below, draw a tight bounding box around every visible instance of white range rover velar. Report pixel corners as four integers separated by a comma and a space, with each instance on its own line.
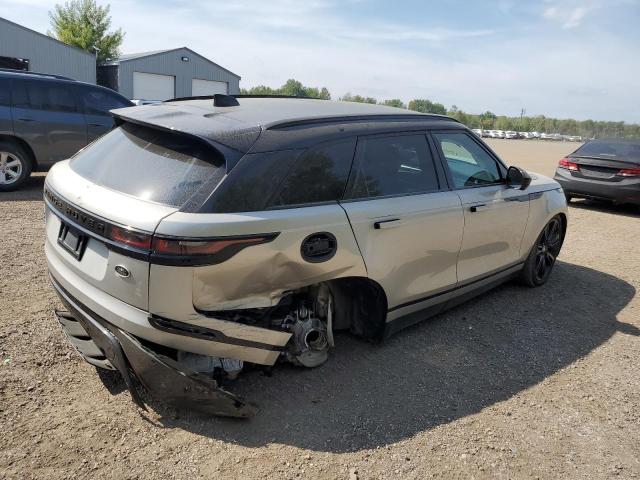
44, 95, 567, 417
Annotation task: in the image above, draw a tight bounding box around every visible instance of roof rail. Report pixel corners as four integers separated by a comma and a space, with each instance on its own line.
0, 68, 74, 81
233, 94, 328, 100
164, 94, 327, 103
266, 114, 459, 130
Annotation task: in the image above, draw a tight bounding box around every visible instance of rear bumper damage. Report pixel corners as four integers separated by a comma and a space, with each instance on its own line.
52, 277, 257, 418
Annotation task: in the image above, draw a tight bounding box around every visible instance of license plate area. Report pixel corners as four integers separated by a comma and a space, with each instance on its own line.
58, 222, 88, 260
579, 165, 617, 179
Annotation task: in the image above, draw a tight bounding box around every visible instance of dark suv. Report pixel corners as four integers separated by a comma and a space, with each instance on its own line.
0, 69, 133, 191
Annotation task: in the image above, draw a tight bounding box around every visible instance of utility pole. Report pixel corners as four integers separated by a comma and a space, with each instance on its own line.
520, 108, 526, 131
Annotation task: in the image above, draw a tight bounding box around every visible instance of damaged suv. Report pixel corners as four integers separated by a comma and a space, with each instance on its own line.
45, 95, 567, 417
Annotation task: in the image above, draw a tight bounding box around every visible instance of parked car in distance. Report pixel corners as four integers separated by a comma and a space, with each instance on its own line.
44, 95, 568, 416
490, 130, 505, 138
0, 69, 133, 191
554, 138, 640, 206
472, 128, 483, 137
505, 131, 518, 139
540, 133, 554, 140
530, 131, 541, 139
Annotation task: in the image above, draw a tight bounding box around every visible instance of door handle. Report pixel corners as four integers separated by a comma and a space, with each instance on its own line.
88, 123, 106, 127
374, 218, 402, 229
17, 117, 35, 122
469, 204, 487, 213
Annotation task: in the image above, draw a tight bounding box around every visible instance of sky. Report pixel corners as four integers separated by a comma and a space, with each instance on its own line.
1, 0, 639, 122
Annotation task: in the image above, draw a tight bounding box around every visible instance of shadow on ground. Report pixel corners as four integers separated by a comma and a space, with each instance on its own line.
568, 198, 640, 218
0, 174, 45, 202
105, 261, 636, 453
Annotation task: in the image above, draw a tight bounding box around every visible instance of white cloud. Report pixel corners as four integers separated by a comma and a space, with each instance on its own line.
542, 1, 601, 29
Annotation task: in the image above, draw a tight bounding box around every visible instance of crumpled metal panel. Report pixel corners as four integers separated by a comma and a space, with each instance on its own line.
54, 283, 257, 418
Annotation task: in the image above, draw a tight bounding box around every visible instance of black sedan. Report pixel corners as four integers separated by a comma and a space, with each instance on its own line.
554, 139, 640, 207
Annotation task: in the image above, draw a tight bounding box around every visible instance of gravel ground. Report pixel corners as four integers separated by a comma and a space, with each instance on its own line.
1, 140, 639, 479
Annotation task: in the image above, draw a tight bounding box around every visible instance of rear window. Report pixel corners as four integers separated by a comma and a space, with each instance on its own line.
574, 140, 640, 162
70, 123, 225, 207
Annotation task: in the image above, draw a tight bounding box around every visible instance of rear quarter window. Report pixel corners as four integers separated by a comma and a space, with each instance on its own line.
70, 123, 226, 207
268, 138, 355, 208
206, 138, 356, 213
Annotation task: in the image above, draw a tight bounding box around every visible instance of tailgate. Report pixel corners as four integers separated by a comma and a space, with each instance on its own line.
44, 162, 176, 310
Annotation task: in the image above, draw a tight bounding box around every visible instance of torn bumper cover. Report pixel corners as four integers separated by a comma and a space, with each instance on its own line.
52, 279, 257, 418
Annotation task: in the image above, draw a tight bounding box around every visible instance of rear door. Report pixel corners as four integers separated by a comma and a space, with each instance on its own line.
11, 79, 87, 166
339, 132, 464, 311
77, 85, 133, 142
431, 130, 530, 283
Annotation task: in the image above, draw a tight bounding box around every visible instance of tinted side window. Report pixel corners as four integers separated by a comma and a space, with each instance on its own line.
433, 132, 502, 188
11, 80, 29, 108
345, 134, 439, 199
0, 78, 10, 106
15, 80, 79, 113
81, 87, 131, 115
205, 150, 303, 213
268, 138, 355, 208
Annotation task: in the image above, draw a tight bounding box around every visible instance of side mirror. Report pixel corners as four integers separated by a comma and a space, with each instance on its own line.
506, 166, 532, 190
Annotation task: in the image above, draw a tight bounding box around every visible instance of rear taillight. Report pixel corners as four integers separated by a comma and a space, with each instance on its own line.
150, 234, 278, 266
152, 236, 269, 255
618, 167, 640, 177
558, 158, 579, 171
108, 225, 153, 250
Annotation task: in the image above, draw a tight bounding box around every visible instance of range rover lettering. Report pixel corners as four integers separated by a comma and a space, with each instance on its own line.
45, 95, 567, 417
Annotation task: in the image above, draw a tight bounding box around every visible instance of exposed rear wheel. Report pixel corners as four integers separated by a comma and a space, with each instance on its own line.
0, 142, 32, 192
520, 216, 564, 287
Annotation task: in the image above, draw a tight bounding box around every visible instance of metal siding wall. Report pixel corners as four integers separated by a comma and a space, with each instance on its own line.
117, 48, 240, 99
0, 18, 96, 83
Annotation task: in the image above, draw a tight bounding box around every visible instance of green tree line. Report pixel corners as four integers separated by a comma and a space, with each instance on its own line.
243, 80, 640, 139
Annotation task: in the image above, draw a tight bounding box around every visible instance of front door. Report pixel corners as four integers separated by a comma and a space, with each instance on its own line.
340, 132, 464, 310
431, 131, 530, 283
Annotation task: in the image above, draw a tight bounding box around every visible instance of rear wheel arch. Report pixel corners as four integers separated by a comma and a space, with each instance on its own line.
0, 134, 37, 170
327, 276, 388, 341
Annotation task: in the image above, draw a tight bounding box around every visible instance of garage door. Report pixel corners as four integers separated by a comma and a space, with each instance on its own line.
192, 79, 228, 96
133, 72, 175, 101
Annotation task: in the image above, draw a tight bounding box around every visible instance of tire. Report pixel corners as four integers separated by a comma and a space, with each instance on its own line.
565, 194, 573, 202
520, 215, 564, 287
0, 141, 32, 192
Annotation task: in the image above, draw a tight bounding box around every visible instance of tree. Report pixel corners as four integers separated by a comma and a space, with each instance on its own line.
241, 79, 330, 99
341, 93, 377, 104
49, 0, 123, 63
407, 99, 447, 115
381, 99, 405, 109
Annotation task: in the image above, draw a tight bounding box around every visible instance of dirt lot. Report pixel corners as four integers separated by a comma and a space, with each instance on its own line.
1, 140, 639, 479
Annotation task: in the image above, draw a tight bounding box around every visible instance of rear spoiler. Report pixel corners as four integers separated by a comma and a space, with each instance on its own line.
110, 104, 261, 170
